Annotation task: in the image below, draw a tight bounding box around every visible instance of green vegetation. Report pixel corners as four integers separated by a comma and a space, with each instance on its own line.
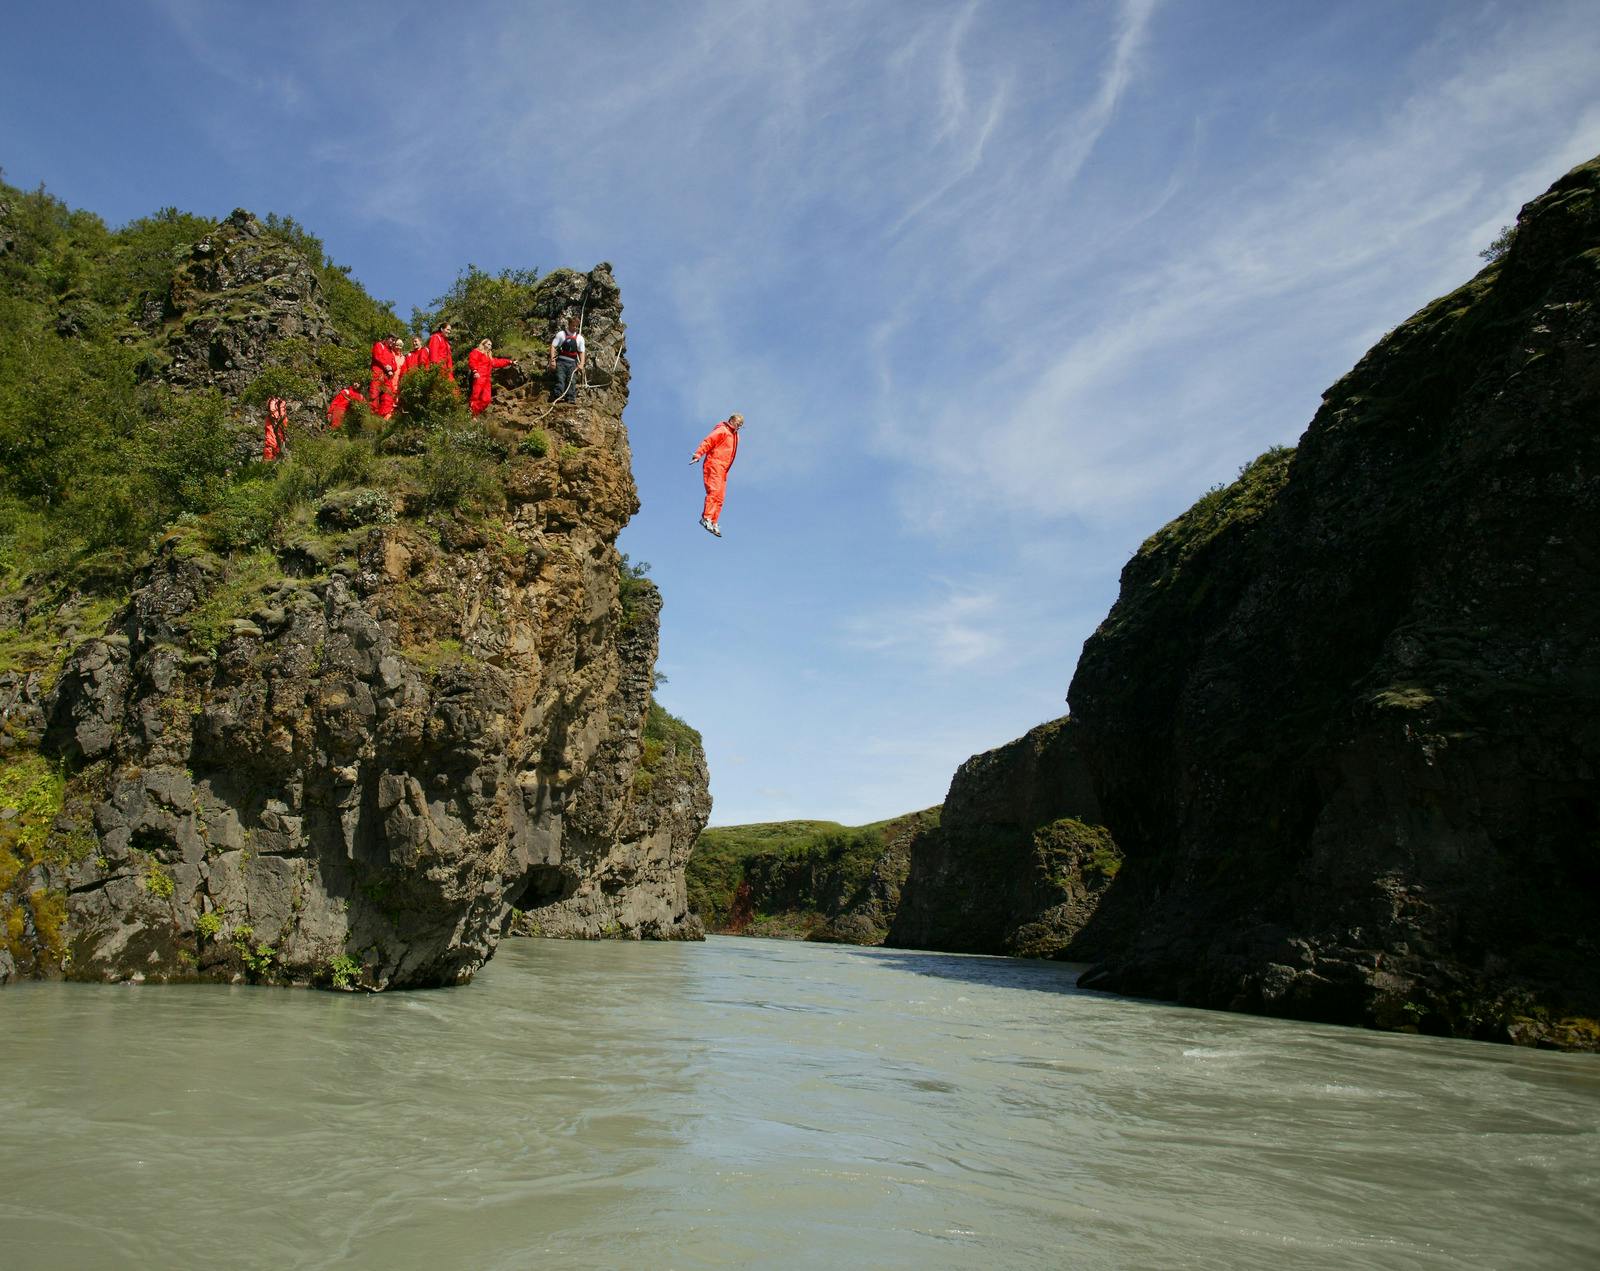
325, 952, 362, 990
633, 700, 702, 796
686, 809, 938, 932
230, 924, 278, 979
141, 855, 176, 899
425, 264, 541, 351
1479, 223, 1516, 263
195, 910, 224, 941
618, 554, 652, 629
0, 750, 70, 971
0, 176, 548, 612
184, 549, 282, 656
1033, 817, 1122, 886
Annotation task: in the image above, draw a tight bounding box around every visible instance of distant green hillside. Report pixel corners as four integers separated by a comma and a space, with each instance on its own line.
687, 810, 939, 941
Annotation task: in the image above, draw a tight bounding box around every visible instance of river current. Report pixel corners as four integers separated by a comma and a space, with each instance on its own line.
1, 936, 1595, 1269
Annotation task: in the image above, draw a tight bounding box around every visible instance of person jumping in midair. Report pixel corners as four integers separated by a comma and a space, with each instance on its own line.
690, 413, 743, 537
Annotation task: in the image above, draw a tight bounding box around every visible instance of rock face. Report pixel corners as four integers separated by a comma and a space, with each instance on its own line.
896, 156, 1600, 1048
151, 209, 344, 398
888, 719, 1125, 958
6, 262, 710, 989
717, 810, 935, 945
511, 584, 711, 940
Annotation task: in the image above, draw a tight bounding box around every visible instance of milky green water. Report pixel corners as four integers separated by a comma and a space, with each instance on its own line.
1, 937, 1596, 1269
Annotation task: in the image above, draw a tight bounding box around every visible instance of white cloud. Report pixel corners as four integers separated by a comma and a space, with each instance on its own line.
840, 582, 1005, 671
865, 2, 1600, 534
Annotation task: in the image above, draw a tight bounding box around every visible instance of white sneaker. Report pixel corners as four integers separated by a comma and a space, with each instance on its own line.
710, 522, 722, 537
700, 516, 716, 534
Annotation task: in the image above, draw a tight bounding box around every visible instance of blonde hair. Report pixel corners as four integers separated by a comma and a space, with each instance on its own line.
729, 413, 744, 425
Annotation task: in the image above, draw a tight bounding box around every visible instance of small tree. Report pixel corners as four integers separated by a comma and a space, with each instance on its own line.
1480, 223, 1516, 263
427, 264, 540, 348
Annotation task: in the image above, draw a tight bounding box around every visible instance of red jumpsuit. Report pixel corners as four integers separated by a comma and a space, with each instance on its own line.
692, 419, 740, 523
263, 396, 289, 462
369, 340, 400, 417
467, 348, 514, 415
327, 385, 362, 429
426, 331, 455, 390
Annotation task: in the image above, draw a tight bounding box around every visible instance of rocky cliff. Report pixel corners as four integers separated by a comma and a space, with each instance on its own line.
0, 201, 710, 989
887, 719, 1126, 958
693, 810, 937, 944
897, 155, 1600, 1048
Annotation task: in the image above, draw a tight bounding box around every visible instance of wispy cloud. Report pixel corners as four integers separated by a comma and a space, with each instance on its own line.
866, 2, 1600, 535
841, 583, 1005, 671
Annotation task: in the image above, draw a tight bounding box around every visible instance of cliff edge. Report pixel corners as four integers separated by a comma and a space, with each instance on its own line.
0, 197, 710, 989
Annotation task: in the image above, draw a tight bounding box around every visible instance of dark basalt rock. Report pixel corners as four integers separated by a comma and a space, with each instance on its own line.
154, 209, 342, 398
887, 718, 1127, 958
896, 155, 1600, 1049
1064, 156, 1600, 1047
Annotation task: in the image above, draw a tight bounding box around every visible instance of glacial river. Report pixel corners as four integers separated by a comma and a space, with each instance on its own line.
1, 937, 1596, 1269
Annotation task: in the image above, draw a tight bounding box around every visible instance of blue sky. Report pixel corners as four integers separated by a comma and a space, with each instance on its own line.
4, 1, 1598, 826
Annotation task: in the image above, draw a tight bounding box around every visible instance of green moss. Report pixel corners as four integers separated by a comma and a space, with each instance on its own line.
0, 591, 123, 690
1105, 445, 1295, 643
401, 637, 476, 675
1034, 817, 1123, 887
0, 749, 70, 972
184, 549, 282, 655
141, 857, 176, 899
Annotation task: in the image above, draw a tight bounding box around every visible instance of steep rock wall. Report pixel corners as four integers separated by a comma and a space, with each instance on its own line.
1066, 156, 1600, 1046
893, 156, 1600, 1049
1, 239, 710, 989
887, 719, 1125, 957
718, 810, 935, 944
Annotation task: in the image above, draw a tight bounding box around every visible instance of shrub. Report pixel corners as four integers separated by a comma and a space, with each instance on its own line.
395, 365, 468, 430
243, 338, 323, 407
520, 428, 549, 458
327, 952, 362, 990
276, 430, 378, 506
428, 264, 540, 348
205, 473, 289, 553
1480, 224, 1516, 263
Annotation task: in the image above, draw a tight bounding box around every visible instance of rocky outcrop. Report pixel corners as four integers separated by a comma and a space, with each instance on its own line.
1062, 157, 1600, 1046
893, 156, 1600, 1048
4, 262, 710, 990
888, 719, 1126, 957
150, 210, 344, 399
710, 810, 936, 945
511, 583, 711, 940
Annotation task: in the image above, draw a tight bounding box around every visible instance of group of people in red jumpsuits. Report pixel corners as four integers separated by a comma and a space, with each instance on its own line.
362, 321, 468, 420
265, 318, 571, 459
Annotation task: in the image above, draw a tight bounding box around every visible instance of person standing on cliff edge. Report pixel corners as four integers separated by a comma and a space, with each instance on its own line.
369, 335, 401, 417
549, 312, 585, 405
426, 321, 457, 394
690, 414, 743, 537
468, 338, 515, 415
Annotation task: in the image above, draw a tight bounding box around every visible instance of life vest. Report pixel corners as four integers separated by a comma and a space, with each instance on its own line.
555, 331, 582, 360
